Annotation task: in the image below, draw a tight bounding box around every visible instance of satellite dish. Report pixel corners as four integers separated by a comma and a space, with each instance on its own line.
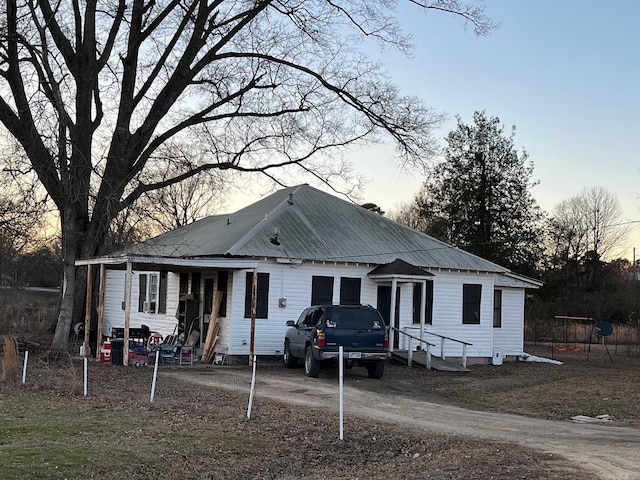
595, 321, 613, 337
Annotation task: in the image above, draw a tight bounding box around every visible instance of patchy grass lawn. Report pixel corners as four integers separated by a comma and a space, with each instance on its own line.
0, 356, 598, 480
394, 351, 640, 426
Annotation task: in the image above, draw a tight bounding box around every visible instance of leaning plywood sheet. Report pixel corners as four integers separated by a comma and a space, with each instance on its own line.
202, 291, 223, 363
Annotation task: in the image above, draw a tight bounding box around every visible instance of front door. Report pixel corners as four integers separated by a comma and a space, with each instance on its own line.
377, 285, 401, 349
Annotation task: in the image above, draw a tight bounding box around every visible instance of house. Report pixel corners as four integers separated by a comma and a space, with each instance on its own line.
77, 184, 542, 365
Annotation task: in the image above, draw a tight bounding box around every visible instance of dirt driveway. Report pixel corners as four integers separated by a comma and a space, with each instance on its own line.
169, 366, 640, 480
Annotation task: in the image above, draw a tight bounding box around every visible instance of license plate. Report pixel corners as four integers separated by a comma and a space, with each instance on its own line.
348, 352, 361, 359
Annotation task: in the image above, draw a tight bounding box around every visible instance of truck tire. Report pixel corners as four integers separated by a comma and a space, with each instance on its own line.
305, 346, 321, 378
283, 341, 297, 368
367, 361, 385, 379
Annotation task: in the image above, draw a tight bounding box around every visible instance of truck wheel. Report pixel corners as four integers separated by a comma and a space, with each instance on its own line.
305, 346, 320, 378
367, 361, 385, 379
283, 342, 297, 368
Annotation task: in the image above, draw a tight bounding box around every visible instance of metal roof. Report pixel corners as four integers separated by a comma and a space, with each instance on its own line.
117, 184, 517, 275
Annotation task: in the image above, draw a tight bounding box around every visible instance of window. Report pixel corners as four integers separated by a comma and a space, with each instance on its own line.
412, 281, 433, 325
179, 273, 189, 295
301, 307, 323, 327
138, 273, 163, 313
217, 271, 228, 317
158, 272, 167, 314
244, 272, 270, 319
204, 278, 214, 315
462, 284, 482, 325
339, 277, 361, 305
493, 289, 502, 328
191, 272, 201, 297
311, 276, 334, 305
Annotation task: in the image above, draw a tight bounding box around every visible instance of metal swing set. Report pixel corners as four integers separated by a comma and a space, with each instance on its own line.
535, 315, 613, 362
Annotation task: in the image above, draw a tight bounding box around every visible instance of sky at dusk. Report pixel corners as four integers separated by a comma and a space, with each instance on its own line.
229, 1, 640, 259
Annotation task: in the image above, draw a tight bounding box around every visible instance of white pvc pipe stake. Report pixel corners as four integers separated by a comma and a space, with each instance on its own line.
339, 346, 344, 440
22, 351, 29, 384
83, 357, 88, 396
150, 347, 160, 402
247, 355, 258, 419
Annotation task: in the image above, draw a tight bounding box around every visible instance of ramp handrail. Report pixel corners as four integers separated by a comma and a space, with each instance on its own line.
393, 327, 472, 369
391, 327, 436, 369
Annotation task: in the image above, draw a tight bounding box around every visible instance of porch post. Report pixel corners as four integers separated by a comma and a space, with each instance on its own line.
95, 264, 105, 361
83, 264, 92, 358
123, 261, 132, 366
419, 280, 426, 347
389, 277, 397, 353
249, 268, 257, 366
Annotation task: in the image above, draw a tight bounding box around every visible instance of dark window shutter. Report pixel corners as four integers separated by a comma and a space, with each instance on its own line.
412, 281, 434, 325
244, 272, 270, 319
138, 275, 147, 312
339, 277, 361, 305
217, 271, 228, 317
493, 289, 502, 328
311, 276, 334, 305
158, 272, 168, 314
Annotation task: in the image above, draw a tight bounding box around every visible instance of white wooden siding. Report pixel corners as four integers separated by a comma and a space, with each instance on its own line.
491, 287, 525, 356
101, 260, 529, 361
401, 271, 494, 358
226, 262, 393, 355
102, 269, 181, 338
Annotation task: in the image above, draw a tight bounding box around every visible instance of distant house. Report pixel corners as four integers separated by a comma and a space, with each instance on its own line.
77, 184, 541, 365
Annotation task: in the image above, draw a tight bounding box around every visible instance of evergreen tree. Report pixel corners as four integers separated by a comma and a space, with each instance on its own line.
417, 111, 544, 275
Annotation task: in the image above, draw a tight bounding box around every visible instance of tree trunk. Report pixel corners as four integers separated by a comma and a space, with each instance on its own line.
50, 261, 76, 353
50, 190, 114, 352
50, 205, 90, 353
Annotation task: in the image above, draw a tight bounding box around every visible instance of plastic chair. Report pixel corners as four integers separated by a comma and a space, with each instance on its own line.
159, 344, 178, 365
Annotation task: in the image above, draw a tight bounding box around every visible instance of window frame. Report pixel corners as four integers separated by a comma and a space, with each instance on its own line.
493, 289, 502, 328
462, 283, 482, 325
138, 272, 164, 314
412, 281, 434, 325
244, 272, 270, 319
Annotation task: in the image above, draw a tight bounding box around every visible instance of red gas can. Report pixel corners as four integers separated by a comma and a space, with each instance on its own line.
100, 338, 112, 363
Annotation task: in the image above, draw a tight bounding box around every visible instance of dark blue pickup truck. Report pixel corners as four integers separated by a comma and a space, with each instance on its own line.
283, 304, 388, 379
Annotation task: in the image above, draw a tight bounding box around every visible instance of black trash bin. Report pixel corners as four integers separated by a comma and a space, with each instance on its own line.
110, 338, 124, 365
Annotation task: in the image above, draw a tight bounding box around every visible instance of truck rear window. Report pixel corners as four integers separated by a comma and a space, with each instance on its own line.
324, 307, 384, 330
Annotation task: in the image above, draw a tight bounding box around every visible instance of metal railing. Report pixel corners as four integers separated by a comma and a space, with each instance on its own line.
391, 327, 473, 369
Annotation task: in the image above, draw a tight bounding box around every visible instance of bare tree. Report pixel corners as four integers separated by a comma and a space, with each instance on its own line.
548, 186, 629, 285
550, 187, 629, 261
138, 170, 226, 233
0, 0, 494, 351
0, 160, 50, 286
389, 199, 443, 235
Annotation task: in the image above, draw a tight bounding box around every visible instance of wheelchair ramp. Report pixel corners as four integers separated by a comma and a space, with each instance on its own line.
392, 350, 470, 372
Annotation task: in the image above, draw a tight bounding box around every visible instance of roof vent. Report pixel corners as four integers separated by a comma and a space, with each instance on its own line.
288, 193, 294, 205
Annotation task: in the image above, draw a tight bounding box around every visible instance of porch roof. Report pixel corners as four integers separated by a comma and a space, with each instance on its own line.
368, 258, 434, 283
